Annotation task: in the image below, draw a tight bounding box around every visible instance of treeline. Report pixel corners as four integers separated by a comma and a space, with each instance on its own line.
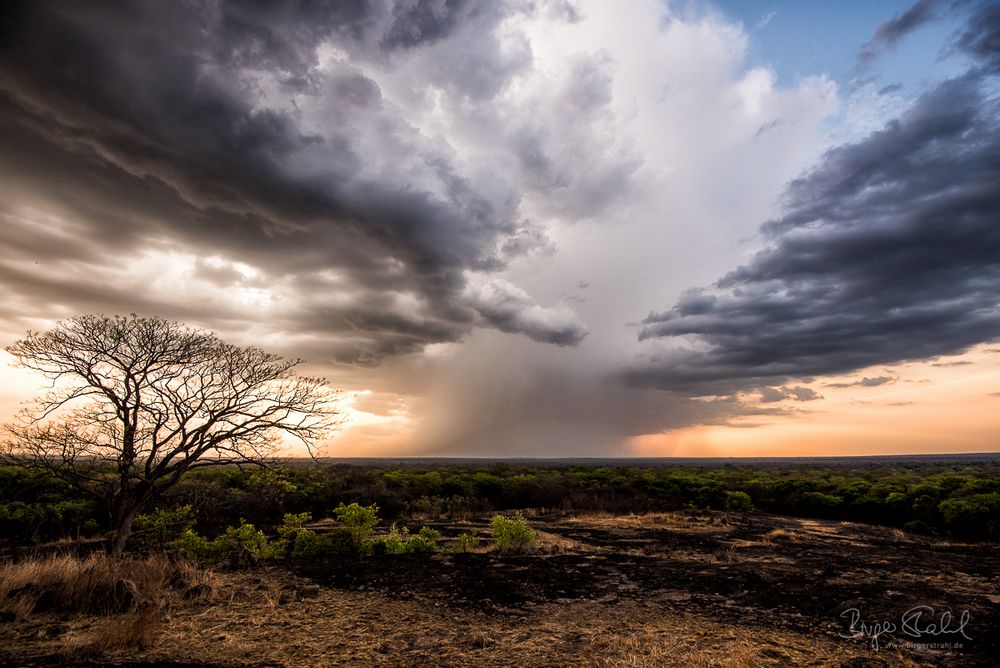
2, 459, 999, 547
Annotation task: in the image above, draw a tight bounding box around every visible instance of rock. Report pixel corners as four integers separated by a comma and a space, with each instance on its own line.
112, 578, 139, 612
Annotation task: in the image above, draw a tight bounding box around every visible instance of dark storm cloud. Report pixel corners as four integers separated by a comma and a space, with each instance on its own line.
951, 2, 1000, 73
855, 0, 940, 74
826, 376, 896, 389
629, 11, 1000, 394
758, 386, 821, 403
0, 0, 586, 361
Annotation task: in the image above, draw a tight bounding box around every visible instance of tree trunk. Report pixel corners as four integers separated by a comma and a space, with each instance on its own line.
111, 507, 138, 556
109, 485, 147, 556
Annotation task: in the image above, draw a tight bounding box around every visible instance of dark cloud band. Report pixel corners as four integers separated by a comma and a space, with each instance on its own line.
630, 8, 1000, 394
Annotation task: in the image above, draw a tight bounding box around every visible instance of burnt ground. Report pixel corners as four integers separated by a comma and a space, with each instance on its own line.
2, 511, 998, 667
294, 511, 1000, 666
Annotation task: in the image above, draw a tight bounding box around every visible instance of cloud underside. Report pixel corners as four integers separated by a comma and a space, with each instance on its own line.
631, 7, 1000, 395
0, 0, 591, 363
1, 0, 998, 454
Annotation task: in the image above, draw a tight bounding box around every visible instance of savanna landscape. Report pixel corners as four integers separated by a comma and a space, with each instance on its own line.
2, 0, 1000, 667
2, 456, 999, 666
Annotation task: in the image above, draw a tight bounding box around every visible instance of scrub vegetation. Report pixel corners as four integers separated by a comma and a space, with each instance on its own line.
3, 457, 998, 556
1, 458, 998, 666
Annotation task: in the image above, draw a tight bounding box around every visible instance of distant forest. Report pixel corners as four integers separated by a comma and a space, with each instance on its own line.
3, 458, 999, 549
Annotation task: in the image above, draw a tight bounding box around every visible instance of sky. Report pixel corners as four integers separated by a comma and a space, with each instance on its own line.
0, 0, 998, 458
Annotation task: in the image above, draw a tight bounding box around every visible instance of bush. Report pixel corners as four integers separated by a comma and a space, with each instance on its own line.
333, 503, 379, 544
724, 491, 752, 512
939, 493, 1000, 539
491, 512, 536, 553
374, 523, 410, 555
133, 505, 197, 551
170, 520, 274, 562
369, 524, 440, 554
407, 527, 441, 553
173, 529, 214, 562
214, 519, 273, 559
455, 530, 480, 553
275, 512, 315, 558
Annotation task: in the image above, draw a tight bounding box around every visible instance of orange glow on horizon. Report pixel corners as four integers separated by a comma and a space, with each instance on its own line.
3, 347, 1000, 459
627, 345, 1000, 458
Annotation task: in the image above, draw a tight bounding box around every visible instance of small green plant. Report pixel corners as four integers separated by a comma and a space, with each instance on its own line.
455, 530, 480, 553
172, 528, 214, 561
275, 512, 328, 558
407, 526, 441, 553
369, 524, 441, 554
490, 512, 536, 553
377, 523, 410, 554
213, 519, 274, 559
454, 529, 479, 552
333, 503, 379, 544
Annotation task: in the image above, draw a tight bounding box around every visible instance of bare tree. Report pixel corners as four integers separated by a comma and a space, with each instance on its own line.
2, 314, 340, 554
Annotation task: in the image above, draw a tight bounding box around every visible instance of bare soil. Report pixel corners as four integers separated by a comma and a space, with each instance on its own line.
2, 511, 997, 666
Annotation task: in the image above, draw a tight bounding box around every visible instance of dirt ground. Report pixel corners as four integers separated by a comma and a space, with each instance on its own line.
2, 511, 997, 666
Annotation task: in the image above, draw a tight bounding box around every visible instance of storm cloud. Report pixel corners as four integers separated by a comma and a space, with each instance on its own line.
854, 0, 940, 74
630, 8, 1000, 395
0, 0, 585, 363
2, 0, 994, 456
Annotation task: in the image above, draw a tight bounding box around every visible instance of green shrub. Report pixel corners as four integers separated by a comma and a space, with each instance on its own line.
171, 520, 274, 562
273, 512, 337, 558
369, 524, 440, 554
724, 491, 753, 512
939, 493, 1000, 539
172, 528, 214, 561
375, 523, 409, 555
213, 519, 274, 559
289, 529, 332, 558
333, 503, 379, 544
133, 505, 197, 551
491, 512, 536, 553
903, 520, 932, 535
454, 530, 480, 553
408, 527, 441, 553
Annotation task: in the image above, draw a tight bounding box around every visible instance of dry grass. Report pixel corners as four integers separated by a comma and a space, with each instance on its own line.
532, 529, 589, 553
0, 562, 895, 667
761, 528, 796, 542
0, 514, 950, 667
2, 553, 159, 617
89, 603, 163, 652
568, 512, 735, 534
146, 582, 882, 667
0, 552, 217, 655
